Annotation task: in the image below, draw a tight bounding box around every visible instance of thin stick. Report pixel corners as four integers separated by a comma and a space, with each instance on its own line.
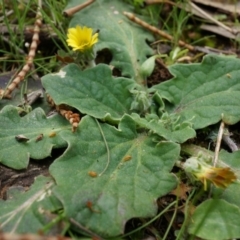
0, 0, 42, 99
209, 120, 225, 198
63, 0, 95, 17
123, 11, 195, 52
213, 120, 225, 166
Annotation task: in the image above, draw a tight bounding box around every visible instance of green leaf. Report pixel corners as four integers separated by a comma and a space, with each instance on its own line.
131, 113, 196, 143
218, 149, 240, 170
66, 0, 154, 82
50, 115, 180, 237
0, 105, 69, 169
41, 64, 135, 122
0, 176, 61, 234
188, 199, 240, 240
152, 55, 240, 129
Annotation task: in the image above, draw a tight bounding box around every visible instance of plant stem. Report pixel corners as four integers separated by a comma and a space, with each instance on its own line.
88, 59, 96, 68
121, 200, 177, 239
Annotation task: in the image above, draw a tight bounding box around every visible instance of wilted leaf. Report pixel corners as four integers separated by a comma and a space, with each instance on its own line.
50, 115, 180, 237
213, 150, 240, 208
152, 55, 240, 129
0, 105, 69, 169
66, 0, 154, 81
42, 64, 135, 122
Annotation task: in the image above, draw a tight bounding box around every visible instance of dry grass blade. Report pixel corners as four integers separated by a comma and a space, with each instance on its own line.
189, 1, 238, 35
192, 0, 240, 16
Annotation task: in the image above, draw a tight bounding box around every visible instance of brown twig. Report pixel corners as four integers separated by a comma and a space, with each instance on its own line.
123, 11, 195, 52
46, 94, 80, 132
63, 0, 95, 17
0, 0, 42, 99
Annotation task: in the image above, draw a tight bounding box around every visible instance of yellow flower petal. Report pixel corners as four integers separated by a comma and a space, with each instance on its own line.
66, 25, 98, 52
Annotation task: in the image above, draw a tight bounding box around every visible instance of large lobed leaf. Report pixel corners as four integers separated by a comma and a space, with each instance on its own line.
66, 0, 154, 81
41, 63, 135, 122
0, 106, 69, 169
152, 55, 240, 129
50, 115, 180, 237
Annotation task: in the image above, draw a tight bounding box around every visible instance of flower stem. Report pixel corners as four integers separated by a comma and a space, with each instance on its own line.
88, 59, 96, 68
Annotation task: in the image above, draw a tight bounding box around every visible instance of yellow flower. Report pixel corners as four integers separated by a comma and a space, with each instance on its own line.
66, 25, 98, 52
183, 155, 237, 191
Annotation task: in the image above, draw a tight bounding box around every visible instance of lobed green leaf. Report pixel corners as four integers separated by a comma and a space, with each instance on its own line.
152, 55, 240, 129
41, 63, 136, 122
50, 115, 180, 237
0, 106, 69, 169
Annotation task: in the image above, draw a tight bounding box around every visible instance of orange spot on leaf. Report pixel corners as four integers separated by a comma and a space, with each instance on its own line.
88, 171, 98, 177
49, 132, 56, 137
123, 155, 132, 161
